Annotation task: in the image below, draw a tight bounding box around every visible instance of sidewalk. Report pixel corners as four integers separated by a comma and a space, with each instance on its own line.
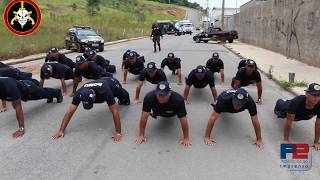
224, 41, 320, 95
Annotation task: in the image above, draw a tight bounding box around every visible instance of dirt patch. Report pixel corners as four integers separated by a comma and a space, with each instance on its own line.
149, 7, 184, 18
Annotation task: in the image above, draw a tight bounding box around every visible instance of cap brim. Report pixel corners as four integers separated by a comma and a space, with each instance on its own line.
156, 90, 170, 97
147, 68, 156, 72
83, 103, 93, 110
305, 90, 320, 96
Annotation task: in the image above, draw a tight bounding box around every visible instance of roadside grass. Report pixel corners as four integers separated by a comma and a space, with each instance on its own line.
278, 80, 308, 90
0, 0, 185, 60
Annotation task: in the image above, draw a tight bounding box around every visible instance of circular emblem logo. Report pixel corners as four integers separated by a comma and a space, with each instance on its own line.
3, 0, 41, 36
237, 94, 244, 100
205, 34, 208, 37
314, 85, 320, 91
159, 84, 166, 90
148, 64, 153, 68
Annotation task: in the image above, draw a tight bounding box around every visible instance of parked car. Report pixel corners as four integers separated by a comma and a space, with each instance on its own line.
180, 22, 193, 35
193, 27, 238, 43
65, 26, 105, 53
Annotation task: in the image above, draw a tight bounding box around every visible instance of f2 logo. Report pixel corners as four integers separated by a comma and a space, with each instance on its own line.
280, 144, 309, 159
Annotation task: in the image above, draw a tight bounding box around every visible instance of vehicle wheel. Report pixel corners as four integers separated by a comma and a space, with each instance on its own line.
65, 42, 71, 50
204, 40, 208, 43
99, 45, 104, 52
195, 37, 201, 43
76, 44, 83, 53
228, 38, 234, 43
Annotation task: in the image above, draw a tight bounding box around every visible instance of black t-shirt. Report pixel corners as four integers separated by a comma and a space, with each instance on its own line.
151, 27, 162, 37
0, 77, 21, 101
214, 89, 257, 116
88, 55, 109, 69
161, 58, 181, 70
139, 69, 167, 84
72, 78, 123, 107
45, 53, 75, 69
186, 69, 215, 88
235, 68, 261, 86
143, 91, 187, 118
287, 95, 320, 121
206, 58, 224, 73
41, 62, 74, 80
124, 59, 145, 73
75, 62, 110, 79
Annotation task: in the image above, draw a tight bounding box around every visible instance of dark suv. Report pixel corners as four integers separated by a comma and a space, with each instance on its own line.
65, 26, 105, 53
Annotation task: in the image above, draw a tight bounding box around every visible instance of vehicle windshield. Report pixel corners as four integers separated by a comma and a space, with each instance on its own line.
182, 24, 193, 27
77, 29, 98, 36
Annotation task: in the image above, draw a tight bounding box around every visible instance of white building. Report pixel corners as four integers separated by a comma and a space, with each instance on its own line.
209, 7, 240, 30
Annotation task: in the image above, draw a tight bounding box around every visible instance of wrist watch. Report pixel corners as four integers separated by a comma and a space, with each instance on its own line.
18, 127, 25, 132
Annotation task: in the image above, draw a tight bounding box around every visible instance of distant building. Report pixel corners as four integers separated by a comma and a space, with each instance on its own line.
209, 8, 240, 30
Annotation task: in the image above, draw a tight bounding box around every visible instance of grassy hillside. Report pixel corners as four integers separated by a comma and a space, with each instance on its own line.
0, 0, 185, 60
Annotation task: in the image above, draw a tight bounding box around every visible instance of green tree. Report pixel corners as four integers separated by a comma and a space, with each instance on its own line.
86, 0, 101, 16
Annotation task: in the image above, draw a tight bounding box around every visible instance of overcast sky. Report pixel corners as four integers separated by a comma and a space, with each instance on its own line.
188, 0, 251, 9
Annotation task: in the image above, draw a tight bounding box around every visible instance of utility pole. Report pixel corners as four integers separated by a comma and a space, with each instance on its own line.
221, 0, 225, 30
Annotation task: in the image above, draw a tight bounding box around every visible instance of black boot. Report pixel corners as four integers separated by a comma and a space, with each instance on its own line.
56, 90, 63, 103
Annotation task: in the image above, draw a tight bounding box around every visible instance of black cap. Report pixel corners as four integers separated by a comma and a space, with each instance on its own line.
212, 52, 219, 58
245, 59, 256, 67
232, 88, 249, 107
195, 65, 206, 74
41, 64, 52, 79
78, 88, 95, 110
305, 83, 320, 96
146, 62, 157, 72
76, 55, 87, 64
168, 53, 175, 58
156, 81, 171, 96
50, 48, 59, 53
118, 89, 130, 105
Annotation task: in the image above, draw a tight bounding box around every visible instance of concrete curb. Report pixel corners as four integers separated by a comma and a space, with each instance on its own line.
222, 44, 299, 96
3, 36, 147, 66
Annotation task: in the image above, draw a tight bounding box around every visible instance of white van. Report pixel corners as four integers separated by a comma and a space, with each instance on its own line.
180, 22, 193, 35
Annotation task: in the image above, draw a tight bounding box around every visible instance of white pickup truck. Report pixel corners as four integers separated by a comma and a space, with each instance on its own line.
179, 20, 193, 35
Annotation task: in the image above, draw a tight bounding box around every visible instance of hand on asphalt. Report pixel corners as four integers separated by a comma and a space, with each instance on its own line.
204, 137, 216, 146
180, 138, 191, 148
256, 99, 262, 105
12, 130, 25, 139
52, 131, 65, 140
312, 143, 320, 151
112, 133, 122, 143
0, 107, 7, 113
133, 99, 142, 104
135, 135, 146, 144
253, 140, 264, 149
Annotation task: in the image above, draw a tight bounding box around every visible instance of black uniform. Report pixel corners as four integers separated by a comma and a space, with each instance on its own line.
151, 25, 162, 52
88, 55, 109, 70
214, 90, 257, 116
0, 67, 32, 81
0, 77, 61, 102
142, 90, 187, 118
72, 77, 130, 107
234, 67, 261, 87
124, 58, 145, 75
41, 62, 74, 80
186, 69, 215, 88
45, 53, 76, 69
139, 69, 167, 84
274, 96, 320, 121
161, 58, 181, 74
206, 58, 224, 73
75, 62, 112, 80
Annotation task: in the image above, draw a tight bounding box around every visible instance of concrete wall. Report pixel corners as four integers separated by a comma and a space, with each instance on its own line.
232, 13, 240, 31
237, 0, 320, 67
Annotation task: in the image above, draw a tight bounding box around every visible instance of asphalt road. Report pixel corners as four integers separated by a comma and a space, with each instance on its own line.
1, 35, 319, 179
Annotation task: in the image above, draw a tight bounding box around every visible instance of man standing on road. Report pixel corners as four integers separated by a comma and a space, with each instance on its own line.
274, 83, 320, 150
135, 81, 191, 147
123, 52, 145, 84
232, 59, 263, 104
161, 53, 182, 85
184, 65, 218, 104
206, 52, 225, 85
133, 62, 167, 104
151, 23, 162, 53
40, 62, 74, 96
45, 48, 75, 69
204, 88, 263, 148
71, 56, 112, 96
0, 77, 63, 138
52, 77, 130, 141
